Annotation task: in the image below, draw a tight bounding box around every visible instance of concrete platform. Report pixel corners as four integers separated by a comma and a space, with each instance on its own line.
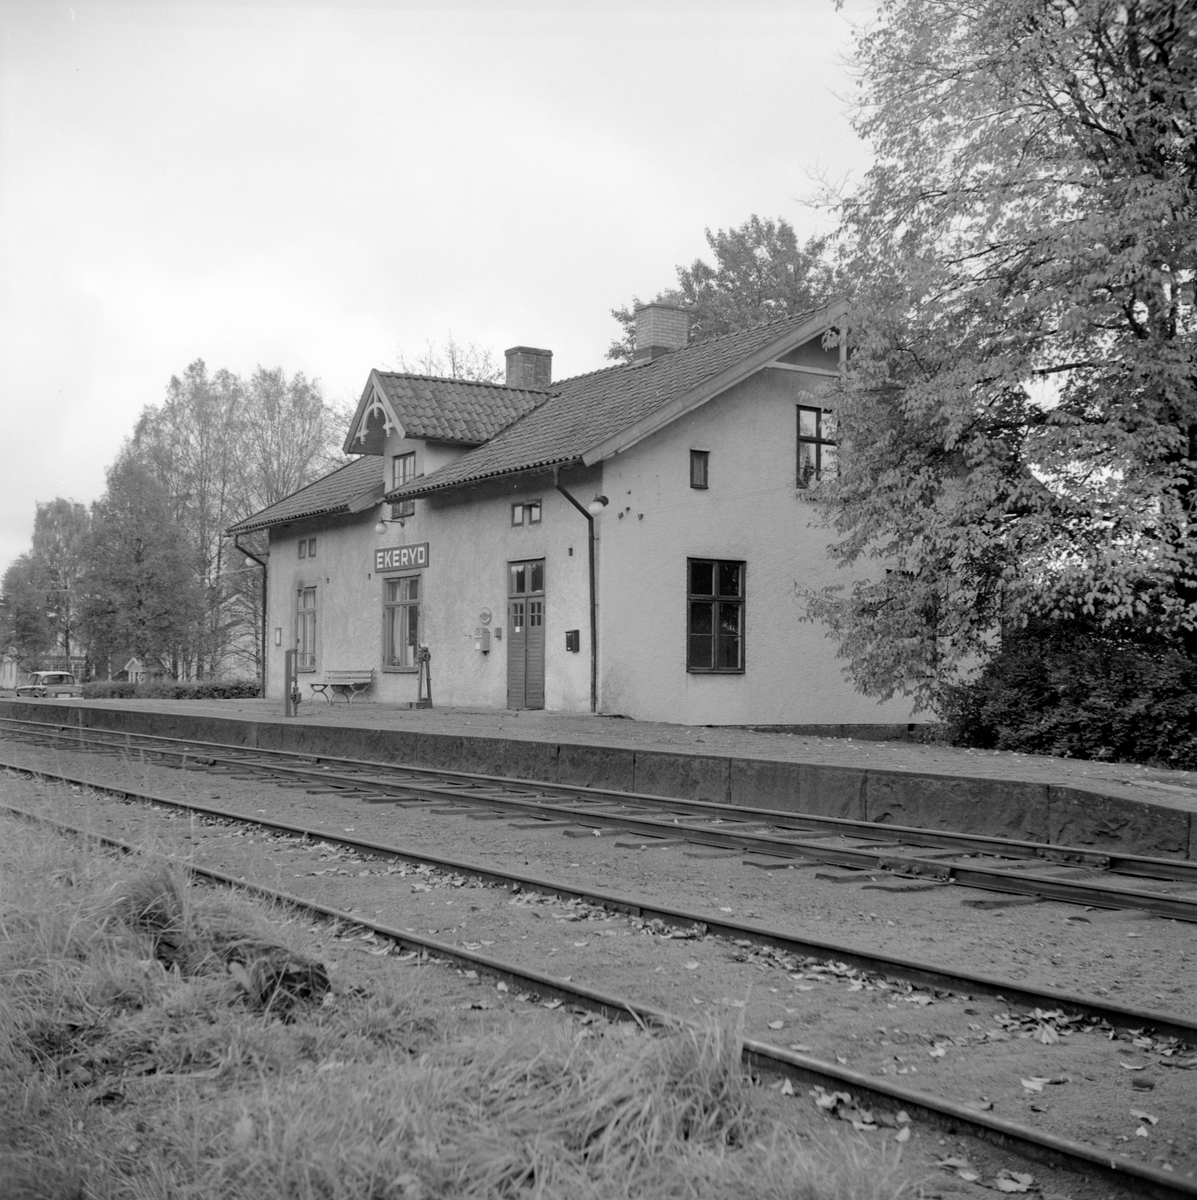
2, 697, 1196, 860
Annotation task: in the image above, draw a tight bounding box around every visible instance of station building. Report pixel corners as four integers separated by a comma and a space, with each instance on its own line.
228, 302, 916, 728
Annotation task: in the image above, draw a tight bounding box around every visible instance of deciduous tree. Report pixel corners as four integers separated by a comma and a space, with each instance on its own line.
809, 0, 1197, 710
0, 555, 51, 665
607, 216, 834, 362
78, 453, 205, 677
30, 498, 90, 661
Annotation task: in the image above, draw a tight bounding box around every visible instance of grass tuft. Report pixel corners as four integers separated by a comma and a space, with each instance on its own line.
1, 803, 916, 1200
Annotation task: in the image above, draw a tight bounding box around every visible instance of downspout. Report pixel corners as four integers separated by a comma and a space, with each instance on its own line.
553, 467, 597, 714
235, 535, 268, 698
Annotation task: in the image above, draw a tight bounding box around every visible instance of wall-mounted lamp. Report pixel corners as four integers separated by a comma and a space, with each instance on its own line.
374, 508, 404, 534
586, 495, 609, 516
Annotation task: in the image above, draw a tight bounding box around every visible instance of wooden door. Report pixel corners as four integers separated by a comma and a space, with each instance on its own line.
507, 559, 545, 709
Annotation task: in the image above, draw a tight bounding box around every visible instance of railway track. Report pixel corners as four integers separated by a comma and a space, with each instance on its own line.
4, 714, 1197, 923
2, 774, 1193, 1200
1, 752, 1193, 1044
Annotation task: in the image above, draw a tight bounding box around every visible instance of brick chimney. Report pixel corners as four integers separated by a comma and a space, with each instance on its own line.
633, 303, 690, 365
505, 346, 552, 389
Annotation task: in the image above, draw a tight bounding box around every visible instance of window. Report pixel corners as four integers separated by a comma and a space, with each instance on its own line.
512, 500, 542, 526
298, 540, 306, 559
687, 559, 744, 672
296, 587, 317, 671
391, 452, 416, 518
797, 406, 836, 488
690, 449, 709, 489
308, 537, 317, 558
383, 574, 420, 669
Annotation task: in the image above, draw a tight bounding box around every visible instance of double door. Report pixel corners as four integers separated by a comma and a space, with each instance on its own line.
507, 558, 544, 709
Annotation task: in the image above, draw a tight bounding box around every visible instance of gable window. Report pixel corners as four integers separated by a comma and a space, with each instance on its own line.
797, 406, 836, 488
383, 574, 420, 670
690, 449, 709, 489
391, 452, 416, 518
296, 587, 317, 671
512, 500, 542, 526
298, 537, 316, 559
687, 559, 744, 672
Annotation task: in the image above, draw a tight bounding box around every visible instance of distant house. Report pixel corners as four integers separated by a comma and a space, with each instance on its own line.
115, 657, 168, 684
229, 301, 915, 728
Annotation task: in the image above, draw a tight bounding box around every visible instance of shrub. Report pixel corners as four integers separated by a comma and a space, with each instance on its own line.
81, 679, 260, 701
942, 617, 1197, 769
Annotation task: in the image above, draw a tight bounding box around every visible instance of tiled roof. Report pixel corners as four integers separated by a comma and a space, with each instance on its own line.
227, 455, 381, 535
386, 310, 835, 500
374, 373, 548, 444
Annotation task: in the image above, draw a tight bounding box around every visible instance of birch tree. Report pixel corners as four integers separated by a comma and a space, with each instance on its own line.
810, 0, 1197, 709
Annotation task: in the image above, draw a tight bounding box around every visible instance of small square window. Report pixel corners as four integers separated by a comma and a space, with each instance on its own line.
690, 449, 709, 489
512, 504, 524, 527
298, 540, 306, 559
308, 538, 317, 558
527, 501, 541, 524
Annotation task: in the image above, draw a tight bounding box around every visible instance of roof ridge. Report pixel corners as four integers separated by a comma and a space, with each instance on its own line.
374, 369, 551, 394
548, 306, 827, 388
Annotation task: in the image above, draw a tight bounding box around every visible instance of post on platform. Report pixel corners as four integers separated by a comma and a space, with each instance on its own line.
284, 649, 301, 717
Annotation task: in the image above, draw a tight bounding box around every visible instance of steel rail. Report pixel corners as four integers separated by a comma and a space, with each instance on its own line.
34, 735, 1197, 923
2, 760, 1195, 1044
2, 798, 1191, 1200
3, 713, 1195, 887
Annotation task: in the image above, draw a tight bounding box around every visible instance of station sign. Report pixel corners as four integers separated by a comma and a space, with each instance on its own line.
374, 542, 429, 573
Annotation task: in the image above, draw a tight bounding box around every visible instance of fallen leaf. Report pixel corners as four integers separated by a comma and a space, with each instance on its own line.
781, 1078, 794, 1095
964, 1098, 994, 1112
928, 1044, 947, 1057
684, 961, 700, 971
1119, 1061, 1147, 1071
1021, 1078, 1048, 1092
1136, 1126, 1150, 1138
789, 1043, 813, 1052
894, 1125, 911, 1143
768, 1020, 785, 1030
1130, 1109, 1158, 1125
496, 982, 508, 992
994, 1168, 1034, 1192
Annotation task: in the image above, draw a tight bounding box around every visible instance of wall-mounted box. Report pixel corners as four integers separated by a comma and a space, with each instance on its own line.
565, 629, 580, 653
474, 627, 491, 653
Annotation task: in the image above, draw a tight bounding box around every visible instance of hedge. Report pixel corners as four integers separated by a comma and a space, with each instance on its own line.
82, 680, 261, 701
942, 617, 1197, 770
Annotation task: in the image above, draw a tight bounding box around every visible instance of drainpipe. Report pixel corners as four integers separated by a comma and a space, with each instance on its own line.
235, 535, 268, 698
553, 467, 597, 714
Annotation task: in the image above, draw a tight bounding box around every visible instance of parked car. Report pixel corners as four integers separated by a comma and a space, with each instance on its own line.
15, 671, 84, 698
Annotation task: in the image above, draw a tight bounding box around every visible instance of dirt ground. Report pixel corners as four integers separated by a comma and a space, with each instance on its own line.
2, 736, 1196, 1198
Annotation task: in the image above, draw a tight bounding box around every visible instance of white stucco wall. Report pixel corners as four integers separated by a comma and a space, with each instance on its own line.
594, 365, 916, 725
265, 452, 597, 711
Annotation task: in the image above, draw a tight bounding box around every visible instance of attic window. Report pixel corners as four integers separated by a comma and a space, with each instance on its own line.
797, 406, 836, 488
690, 450, 709, 489
391, 452, 416, 518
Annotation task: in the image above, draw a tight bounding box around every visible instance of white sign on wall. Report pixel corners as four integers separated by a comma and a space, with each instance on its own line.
374, 543, 430, 573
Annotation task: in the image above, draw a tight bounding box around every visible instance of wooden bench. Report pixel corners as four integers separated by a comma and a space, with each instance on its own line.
309, 669, 374, 704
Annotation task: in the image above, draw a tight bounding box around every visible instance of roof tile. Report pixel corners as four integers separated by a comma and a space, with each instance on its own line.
386, 311, 830, 499
228, 454, 380, 535
374, 373, 548, 444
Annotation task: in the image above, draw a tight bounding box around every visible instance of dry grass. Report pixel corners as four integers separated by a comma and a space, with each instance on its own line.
0, 794, 916, 1200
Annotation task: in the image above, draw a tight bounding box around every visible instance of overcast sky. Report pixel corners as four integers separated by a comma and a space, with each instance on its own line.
0, 0, 874, 575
